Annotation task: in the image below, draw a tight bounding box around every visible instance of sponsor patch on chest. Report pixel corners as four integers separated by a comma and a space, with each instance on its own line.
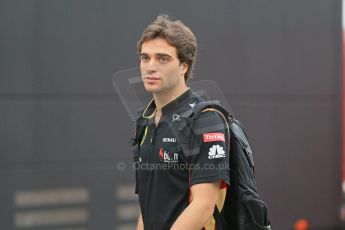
162, 137, 176, 143
203, 132, 225, 142
159, 147, 179, 163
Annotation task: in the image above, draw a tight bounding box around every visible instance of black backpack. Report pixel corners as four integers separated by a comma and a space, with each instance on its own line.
173, 100, 271, 230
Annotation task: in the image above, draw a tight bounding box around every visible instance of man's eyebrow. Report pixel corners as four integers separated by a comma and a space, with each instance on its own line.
155, 53, 173, 59
139, 52, 172, 58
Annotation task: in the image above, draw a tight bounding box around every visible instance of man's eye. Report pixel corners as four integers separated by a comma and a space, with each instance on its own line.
140, 56, 149, 62
159, 57, 169, 63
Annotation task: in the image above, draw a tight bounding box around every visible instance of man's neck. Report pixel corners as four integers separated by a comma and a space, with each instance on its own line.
153, 86, 189, 111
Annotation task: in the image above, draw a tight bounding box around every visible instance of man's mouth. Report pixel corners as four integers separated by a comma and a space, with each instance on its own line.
145, 76, 160, 80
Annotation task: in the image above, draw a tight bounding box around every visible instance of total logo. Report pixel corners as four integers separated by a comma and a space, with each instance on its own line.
208, 145, 226, 159
159, 148, 179, 163
203, 133, 225, 142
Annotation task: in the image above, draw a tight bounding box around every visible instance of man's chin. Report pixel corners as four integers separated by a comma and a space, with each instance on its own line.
143, 85, 161, 94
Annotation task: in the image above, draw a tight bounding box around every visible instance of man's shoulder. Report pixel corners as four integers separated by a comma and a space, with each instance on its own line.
185, 101, 229, 135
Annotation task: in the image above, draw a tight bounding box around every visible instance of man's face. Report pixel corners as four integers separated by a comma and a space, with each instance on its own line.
140, 38, 188, 95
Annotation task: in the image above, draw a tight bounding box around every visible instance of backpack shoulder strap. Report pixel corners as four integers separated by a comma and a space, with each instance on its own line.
181, 100, 234, 121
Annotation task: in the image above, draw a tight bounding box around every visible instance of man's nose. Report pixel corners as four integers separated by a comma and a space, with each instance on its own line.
146, 59, 157, 72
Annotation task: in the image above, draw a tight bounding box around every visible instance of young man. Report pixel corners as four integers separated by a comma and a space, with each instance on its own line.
132, 15, 230, 230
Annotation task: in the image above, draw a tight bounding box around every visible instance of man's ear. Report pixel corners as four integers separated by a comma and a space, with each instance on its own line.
181, 63, 189, 76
